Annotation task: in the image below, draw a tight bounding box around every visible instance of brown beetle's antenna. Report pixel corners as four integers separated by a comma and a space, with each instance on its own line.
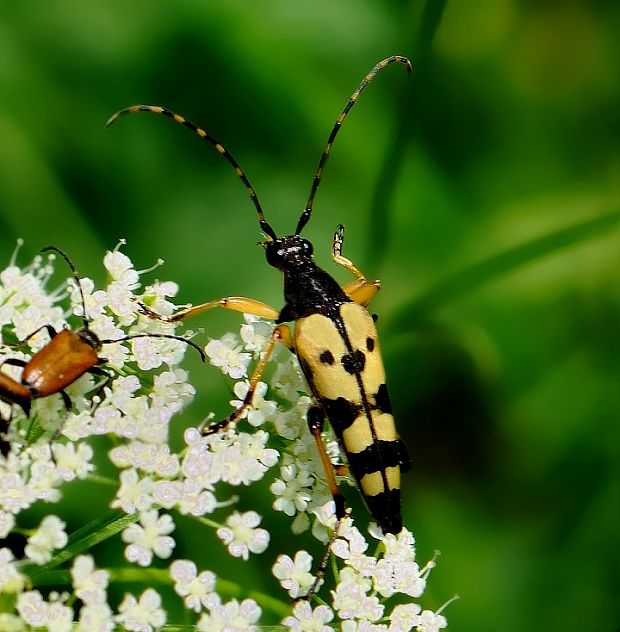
42, 246, 90, 329
100, 333, 206, 363
295, 55, 412, 236
106, 105, 277, 241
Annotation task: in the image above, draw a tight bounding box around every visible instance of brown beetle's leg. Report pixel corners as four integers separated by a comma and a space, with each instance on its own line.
59, 391, 72, 411
87, 366, 114, 401
11, 325, 58, 348
204, 324, 292, 435
0, 358, 27, 370
331, 225, 381, 307
0, 407, 14, 456
140, 297, 280, 324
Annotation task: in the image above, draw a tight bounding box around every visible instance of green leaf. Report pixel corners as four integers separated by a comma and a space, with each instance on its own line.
23, 509, 139, 583
390, 209, 620, 331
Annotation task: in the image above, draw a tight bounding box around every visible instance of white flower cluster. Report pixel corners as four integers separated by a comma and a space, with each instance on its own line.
275, 516, 451, 632
0, 245, 452, 631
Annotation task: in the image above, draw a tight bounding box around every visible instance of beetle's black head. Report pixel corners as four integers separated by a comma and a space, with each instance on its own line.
264, 235, 314, 270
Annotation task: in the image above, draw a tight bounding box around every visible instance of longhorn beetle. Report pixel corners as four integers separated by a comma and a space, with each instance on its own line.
0, 246, 205, 455
107, 56, 412, 534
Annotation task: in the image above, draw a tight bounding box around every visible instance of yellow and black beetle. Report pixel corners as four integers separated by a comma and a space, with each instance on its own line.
0, 246, 205, 455
107, 56, 412, 534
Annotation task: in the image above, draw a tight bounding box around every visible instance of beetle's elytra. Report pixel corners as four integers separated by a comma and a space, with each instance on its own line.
107, 56, 413, 535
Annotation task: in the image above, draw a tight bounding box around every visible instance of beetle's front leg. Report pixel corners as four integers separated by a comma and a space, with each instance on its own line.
332, 225, 381, 307
140, 296, 280, 323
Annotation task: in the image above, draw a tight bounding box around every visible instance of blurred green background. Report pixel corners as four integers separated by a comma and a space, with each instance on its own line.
1, 1, 619, 630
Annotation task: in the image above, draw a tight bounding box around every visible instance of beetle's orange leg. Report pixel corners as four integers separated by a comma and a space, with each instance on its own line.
204, 323, 292, 435
140, 297, 280, 323
342, 278, 381, 307
332, 225, 381, 307
298, 403, 349, 601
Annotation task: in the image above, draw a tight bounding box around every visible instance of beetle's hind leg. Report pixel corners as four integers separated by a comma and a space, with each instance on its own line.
297, 403, 348, 601
332, 225, 381, 307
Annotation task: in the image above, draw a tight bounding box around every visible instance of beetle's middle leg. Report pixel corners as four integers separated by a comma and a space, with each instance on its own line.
204, 323, 293, 435
332, 225, 381, 307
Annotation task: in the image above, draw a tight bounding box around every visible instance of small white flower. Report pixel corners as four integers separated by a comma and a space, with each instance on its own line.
71, 555, 109, 606
196, 596, 261, 631
272, 355, 309, 401
122, 510, 175, 566
205, 334, 251, 379
25, 515, 68, 565
341, 620, 389, 631
331, 568, 383, 622
282, 600, 335, 631
415, 609, 448, 632
216, 510, 269, 560
389, 603, 422, 632
0, 548, 25, 594
77, 602, 115, 632
45, 598, 74, 632
240, 315, 273, 356
0, 510, 15, 538
104, 250, 140, 286
272, 550, 315, 599
51, 442, 94, 481
0, 613, 25, 631
16, 591, 47, 627
0, 471, 36, 513
230, 380, 277, 427
115, 588, 167, 632
112, 468, 155, 514
271, 461, 314, 516
170, 559, 216, 613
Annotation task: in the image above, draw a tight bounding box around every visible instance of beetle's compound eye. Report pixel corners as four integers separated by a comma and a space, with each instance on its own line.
300, 238, 313, 257
265, 241, 284, 268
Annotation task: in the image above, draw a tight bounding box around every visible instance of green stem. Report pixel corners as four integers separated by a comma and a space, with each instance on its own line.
194, 515, 222, 530
86, 473, 117, 486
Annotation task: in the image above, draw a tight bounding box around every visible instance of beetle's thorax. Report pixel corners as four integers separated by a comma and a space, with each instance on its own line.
266, 235, 350, 322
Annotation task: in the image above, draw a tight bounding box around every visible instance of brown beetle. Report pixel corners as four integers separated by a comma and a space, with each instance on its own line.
0, 246, 205, 455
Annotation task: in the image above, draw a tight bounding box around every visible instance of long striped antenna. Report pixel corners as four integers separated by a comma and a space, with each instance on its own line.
106, 105, 277, 241
295, 55, 412, 236
42, 246, 90, 329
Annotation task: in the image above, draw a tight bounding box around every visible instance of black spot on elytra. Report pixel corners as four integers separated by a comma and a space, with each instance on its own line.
319, 350, 335, 365
366, 337, 375, 352
374, 383, 392, 414
341, 349, 365, 374
322, 397, 360, 431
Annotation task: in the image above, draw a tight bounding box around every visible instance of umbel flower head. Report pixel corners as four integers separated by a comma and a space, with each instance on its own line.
0, 243, 453, 630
